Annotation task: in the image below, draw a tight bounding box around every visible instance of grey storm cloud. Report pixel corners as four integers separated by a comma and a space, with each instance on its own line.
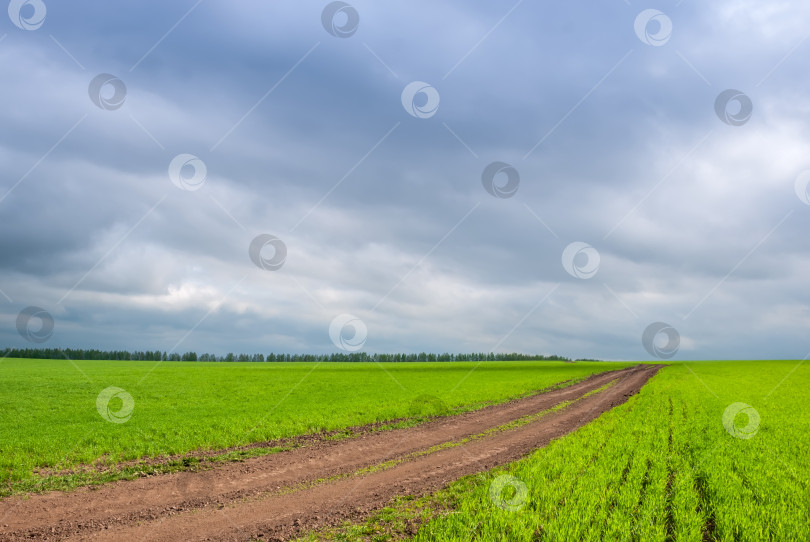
2, 0, 810, 360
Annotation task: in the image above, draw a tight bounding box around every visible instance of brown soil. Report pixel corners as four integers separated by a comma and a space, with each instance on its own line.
0, 364, 662, 541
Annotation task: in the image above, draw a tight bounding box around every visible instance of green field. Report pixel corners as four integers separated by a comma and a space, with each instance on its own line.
367, 360, 808, 541
3, 358, 807, 541
0, 358, 628, 494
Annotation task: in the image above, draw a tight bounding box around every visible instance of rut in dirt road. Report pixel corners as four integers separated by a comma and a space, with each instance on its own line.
0, 364, 663, 541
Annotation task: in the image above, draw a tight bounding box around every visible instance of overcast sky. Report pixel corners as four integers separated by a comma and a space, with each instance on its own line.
2, 0, 810, 360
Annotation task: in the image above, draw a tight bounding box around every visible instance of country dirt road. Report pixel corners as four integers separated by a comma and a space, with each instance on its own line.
0, 364, 662, 541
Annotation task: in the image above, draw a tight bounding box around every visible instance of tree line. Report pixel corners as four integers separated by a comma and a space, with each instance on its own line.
2, 348, 578, 363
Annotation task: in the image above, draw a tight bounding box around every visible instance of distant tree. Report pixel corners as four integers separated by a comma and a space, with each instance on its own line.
3, 347, 572, 363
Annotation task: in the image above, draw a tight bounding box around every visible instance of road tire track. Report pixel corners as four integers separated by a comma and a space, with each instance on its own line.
0, 364, 662, 541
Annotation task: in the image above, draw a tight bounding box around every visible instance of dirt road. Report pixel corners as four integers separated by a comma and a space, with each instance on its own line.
0, 364, 662, 541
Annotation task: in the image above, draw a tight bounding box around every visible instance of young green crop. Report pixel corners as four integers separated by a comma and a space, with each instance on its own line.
0, 358, 630, 495
411, 360, 810, 541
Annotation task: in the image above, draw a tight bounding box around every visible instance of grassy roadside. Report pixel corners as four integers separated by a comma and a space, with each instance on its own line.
293, 378, 621, 542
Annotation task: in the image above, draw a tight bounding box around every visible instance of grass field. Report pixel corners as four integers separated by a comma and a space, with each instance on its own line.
3, 359, 807, 541
334, 360, 808, 541
0, 358, 630, 495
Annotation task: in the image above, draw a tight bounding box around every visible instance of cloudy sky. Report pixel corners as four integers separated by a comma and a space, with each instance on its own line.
1, 0, 810, 360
